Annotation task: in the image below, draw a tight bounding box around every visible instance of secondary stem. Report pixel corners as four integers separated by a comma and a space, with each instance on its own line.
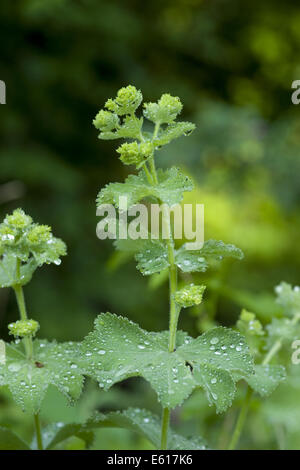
228, 387, 252, 450
14, 259, 43, 450
228, 311, 300, 450
34, 414, 43, 450
13, 260, 33, 360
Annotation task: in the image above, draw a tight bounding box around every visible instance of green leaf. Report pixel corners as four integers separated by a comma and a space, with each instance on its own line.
97, 167, 193, 210
266, 317, 300, 346
234, 364, 286, 397
275, 282, 300, 318
114, 237, 169, 276
154, 167, 193, 205
175, 239, 244, 273
154, 122, 196, 147
85, 408, 207, 450
192, 364, 236, 412
177, 327, 253, 412
0, 427, 30, 450
43, 423, 94, 450
0, 254, 38, 288
0, 341, 83, 413
80, 313, 253, 412
135, 240, 169, 275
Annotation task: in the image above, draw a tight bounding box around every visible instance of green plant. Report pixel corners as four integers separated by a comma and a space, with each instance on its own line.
87, 85, 270, 449
0, 87, 294, 451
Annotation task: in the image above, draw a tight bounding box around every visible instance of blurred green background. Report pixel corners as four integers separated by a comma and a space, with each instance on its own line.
0, 0, 300, 450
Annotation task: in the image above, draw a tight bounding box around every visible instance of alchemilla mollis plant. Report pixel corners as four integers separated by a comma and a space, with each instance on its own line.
0, 86, 297, 451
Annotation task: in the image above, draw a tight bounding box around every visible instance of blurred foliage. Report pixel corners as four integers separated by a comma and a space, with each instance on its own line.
0, 0, 300, 450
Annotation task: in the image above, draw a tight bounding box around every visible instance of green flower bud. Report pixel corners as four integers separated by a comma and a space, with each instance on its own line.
5, 209, 32, 229
93, 110, 119, 131
105, 85, 143, 116
174, 284, 206, 308
27, 225, 52, 244
0, 225, 17, 244
237, 309, 264, 336
117, 141, 153, 167
8, 319, 40, 338
143, 93, 183, 124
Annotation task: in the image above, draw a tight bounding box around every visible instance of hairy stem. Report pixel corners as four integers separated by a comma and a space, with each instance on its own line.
147, 142, 178, 450
34, 413, 43, 450
13, 260, 33, 360
160, 408, 170, 450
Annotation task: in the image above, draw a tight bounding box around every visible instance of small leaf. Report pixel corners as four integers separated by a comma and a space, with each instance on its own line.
234, 364, 286, 397
175, 239, 243, 273
80, 313, 253, 412
154, 167, 193, 205
0, 341, 83, 413
0, 254, 37, 288
97, 167, 193, 210
135, 240, 169, 275
0, 427, 30, 450
154, 122, 196, 146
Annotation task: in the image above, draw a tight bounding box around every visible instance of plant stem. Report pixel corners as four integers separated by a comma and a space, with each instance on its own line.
13, 262, 33, 360
262, 340, 282, 366
142, 163, 153, 184
160, 408, 170, 450
228, 312, 300, 450
34, 413, 43, 450
228, 383, 261, 450
14, 259, 43, 450
147, 140, 179, 450
228, 387, 252, 450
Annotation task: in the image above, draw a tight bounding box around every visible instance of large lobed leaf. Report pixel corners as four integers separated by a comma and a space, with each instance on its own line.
115, 239, 243, 277
0, 341, 83, 413
80, 313, 254, 413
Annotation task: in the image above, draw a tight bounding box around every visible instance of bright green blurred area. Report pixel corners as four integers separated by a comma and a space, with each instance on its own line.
0, 0, 300, 450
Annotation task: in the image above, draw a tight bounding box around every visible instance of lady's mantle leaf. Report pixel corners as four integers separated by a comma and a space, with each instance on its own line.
154, 122, 196, 147
0, 254, 38, 288
80, 313, 253, 413
0, 341, 83, 413
175, 239, 244, 273
97, 167, 193, 209
233, 364, 286, 397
